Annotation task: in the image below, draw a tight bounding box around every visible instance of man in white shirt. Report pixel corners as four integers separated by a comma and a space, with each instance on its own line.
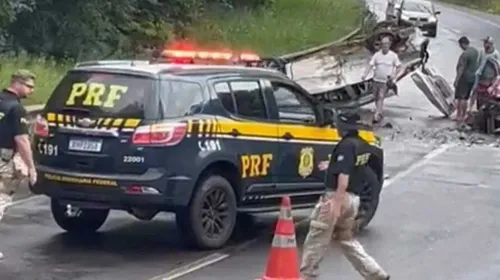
362, 37, 402, 122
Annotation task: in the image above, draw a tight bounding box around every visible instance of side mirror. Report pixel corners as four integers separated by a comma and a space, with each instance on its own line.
435, 11, 441, 15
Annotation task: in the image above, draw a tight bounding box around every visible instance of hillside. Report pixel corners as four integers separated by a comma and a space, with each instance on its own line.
0, 0, 366, 105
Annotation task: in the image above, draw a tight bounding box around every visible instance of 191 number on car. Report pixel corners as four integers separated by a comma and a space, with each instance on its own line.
123, 156, 145, 163
38, 143, 58, 156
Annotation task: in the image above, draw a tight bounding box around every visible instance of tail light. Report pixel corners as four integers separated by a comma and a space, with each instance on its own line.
132, 122, 187, 146
33, 114, 49, 138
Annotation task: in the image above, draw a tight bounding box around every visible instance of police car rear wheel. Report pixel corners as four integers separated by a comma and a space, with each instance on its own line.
50, 198, 109, 234
357, 167, 381, 231
176, 175, 237, 250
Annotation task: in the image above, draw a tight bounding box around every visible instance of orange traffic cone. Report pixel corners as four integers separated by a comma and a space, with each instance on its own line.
257, 196, 304, 280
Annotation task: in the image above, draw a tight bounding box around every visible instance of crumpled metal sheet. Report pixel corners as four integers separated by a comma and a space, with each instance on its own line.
410, 68, 455, 116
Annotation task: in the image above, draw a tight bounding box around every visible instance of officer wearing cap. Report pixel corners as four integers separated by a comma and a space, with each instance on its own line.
0, 70, 38, 259
300, 111, 390, 280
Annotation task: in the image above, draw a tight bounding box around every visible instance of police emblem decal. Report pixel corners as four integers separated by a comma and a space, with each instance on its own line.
298, 147, 314, 178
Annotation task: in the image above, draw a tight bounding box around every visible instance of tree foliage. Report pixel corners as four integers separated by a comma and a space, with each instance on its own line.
0, 0, 273, 60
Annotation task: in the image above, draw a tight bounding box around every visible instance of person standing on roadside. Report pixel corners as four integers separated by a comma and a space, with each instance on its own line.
0, 70, 38, 260
470, 36, 500, 112
453, 36, 478, 126
362, 37, 402, 123
300, 112, 390, 280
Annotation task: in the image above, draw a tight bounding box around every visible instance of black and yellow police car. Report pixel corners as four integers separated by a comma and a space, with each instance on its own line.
31, 47, 385, 249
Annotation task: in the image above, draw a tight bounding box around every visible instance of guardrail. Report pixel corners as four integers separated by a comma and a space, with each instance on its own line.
278, 9, 376, 62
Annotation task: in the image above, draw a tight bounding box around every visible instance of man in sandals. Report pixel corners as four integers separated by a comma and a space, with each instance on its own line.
362, 37, 402, 123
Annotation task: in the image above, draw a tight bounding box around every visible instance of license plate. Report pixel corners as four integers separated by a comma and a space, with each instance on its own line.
68, 138, 103, 152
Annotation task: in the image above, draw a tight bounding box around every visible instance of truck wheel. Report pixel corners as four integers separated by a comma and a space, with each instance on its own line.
356, 167, 382, 231
51, 198, 109, 234
176, 175, 237, 250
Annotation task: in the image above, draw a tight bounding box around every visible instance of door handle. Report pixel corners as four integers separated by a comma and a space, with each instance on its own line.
230, 128, 241, 137
282, 132, 294, 140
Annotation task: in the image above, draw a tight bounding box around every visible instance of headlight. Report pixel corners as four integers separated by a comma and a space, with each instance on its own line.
428, 16, 437, 22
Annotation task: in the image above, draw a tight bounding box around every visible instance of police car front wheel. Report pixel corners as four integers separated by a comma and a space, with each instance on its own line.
50, 198, 109, 234
176, 175, 237, 250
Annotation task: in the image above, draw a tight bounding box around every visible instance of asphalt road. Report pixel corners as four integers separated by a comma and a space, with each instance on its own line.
184, 144, 500, 280
2, 2, 500, 280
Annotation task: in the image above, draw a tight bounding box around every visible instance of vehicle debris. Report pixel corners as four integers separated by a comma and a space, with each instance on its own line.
253, 19, 453, 117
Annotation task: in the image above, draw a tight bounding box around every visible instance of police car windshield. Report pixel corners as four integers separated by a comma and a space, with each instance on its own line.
403, 1, 433, 13
45, 71, 156, 119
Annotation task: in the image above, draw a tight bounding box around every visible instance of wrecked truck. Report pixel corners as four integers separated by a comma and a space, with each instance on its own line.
252, 19, 455, 116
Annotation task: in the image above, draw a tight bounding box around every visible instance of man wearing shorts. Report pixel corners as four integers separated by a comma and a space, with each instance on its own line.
453, 36, 478, 125
362, 37, 401, 122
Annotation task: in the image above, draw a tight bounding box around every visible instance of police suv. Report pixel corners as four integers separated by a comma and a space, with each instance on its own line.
31, 47, 385, 249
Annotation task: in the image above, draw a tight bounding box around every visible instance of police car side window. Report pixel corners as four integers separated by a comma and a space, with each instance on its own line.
214, 82, 236, 114
159, 80, 204, 118
215, 81, 267, 119
270, 82, 316, 124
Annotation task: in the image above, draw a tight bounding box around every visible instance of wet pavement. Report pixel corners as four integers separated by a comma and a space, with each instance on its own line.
0, 140, 438, 280
0, 198, 272, 280
2, 1, 500, 280
184, 144, 500, 280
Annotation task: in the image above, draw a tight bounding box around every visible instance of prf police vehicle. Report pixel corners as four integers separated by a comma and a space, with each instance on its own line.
31, 46, 385, 249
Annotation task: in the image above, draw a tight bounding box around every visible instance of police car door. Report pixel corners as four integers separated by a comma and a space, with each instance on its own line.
264, 79, 334, 194
211, 78, 279, 198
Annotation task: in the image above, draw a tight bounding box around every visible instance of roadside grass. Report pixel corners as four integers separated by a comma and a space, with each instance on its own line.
438, 0, 500, 14
1, 0, 366, 106
188, 0, 366, 56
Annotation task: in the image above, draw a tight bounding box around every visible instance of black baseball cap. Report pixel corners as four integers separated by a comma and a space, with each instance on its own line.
336, 111, 364, 131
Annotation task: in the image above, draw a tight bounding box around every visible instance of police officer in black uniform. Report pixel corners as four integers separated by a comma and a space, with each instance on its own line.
300, 111, 390, 280
0, 70, 38, 260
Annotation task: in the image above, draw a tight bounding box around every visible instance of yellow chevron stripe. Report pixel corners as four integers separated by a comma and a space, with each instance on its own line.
123, 119, 141, 128
44, 112, 142, 131
112, 118, 124, 127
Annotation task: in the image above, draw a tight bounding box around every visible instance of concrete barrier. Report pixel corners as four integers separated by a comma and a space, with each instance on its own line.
26, 104, 45, 116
